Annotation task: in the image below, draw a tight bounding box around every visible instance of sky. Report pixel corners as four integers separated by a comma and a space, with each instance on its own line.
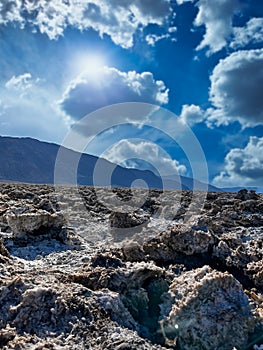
0, 0, 262, 188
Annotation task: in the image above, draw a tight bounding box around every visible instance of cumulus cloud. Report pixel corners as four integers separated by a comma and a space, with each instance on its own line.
60, 66, 169, 120
103, 139, 186, 176
230, 17, 263, 49
179, 104, 205, 125
0, 73, 68, 142
5, 73, 36, 91
194, 0, 239, 54
0, 0, 22, 25
0, 0, 172, 48
208, 49, 263, 127
145, 33, 171, 46
145, 26, 177, 46
213, 137, 263, 187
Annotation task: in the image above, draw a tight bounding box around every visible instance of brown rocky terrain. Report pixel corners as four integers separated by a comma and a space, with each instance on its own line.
0, 183, 262, 349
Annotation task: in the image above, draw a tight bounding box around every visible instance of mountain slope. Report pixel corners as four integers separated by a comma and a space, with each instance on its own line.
0, 136, 184, 189
0, 136, 226, 191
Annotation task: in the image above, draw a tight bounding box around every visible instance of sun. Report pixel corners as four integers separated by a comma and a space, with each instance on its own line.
73, 52, 106, 78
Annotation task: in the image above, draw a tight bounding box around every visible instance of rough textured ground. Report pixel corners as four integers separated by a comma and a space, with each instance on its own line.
0, 183, 262, 349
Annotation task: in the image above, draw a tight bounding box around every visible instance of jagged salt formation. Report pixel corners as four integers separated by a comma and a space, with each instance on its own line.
0, 184, 262, 349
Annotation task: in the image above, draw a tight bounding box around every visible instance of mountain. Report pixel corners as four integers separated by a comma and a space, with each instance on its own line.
0, 135, 223, 191
162, 175, 221, 192
0, 136, 180, 189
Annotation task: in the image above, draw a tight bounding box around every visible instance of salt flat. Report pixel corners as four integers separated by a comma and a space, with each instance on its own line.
0, 183, 262, 349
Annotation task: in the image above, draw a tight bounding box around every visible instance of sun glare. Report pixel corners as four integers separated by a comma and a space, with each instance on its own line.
73, 52, 106, 78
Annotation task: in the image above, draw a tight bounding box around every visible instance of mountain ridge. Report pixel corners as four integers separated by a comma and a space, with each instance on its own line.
0, 135, 254, 192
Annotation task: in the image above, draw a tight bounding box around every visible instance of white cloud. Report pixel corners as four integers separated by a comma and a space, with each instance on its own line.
145, 25, 177, 46
103, 139, 186, 176
0, 73, 68, 142
5, 73, 36, 91
176, 0, 194, 4
145, 33, 171, 46
179, 104, 205, 125
208, 49, 263, 127
0, 0, 22, 25
175, 2, 262, 55
213, 137, 263, 187
0, 0, 172, 48
60, 66, 169, 120
194, 0, 239, 54
230, 17, 263, 49
168, 26, 177, 33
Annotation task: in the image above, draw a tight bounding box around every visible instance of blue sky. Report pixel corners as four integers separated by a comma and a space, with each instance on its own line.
0, 0, 262, 188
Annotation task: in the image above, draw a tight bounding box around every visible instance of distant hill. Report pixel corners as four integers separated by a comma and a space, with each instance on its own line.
162, 175, 221, 192
221, 186, 263, 194
0, 135, 223, 191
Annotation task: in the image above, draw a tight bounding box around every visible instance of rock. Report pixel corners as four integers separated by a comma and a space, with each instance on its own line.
0, 277, 27, 329
160, 266, 254, 350
239, 199, 259, 213
94, 289, 138, 330
109, 211, 150, 242
0, 202, 8, 216
142, 220, 214, 262
36, 198, 55, 213
67, 261, 165, 293
212, 227, 263, 270
0, 183, 262, 349
11, 286, 57, 333
236, 189, 249, 200
141, 196, 160, 215
0, 325, 16, 347
213, 239, 232, 260
245, 260, 263, 289
6, 210, 65, 235
5, 210, 67, 242
65, 260, 170, 343
236, 189, 259, 201
90, 253, 124, 268
0, 238, 10, 259
109, 211, 150, 229
166, 220, 214, 255
122, 242, 146, 262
